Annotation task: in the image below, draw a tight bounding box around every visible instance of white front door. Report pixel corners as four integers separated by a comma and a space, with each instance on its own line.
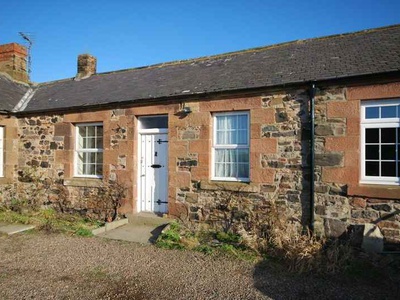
139, 133, 168, 213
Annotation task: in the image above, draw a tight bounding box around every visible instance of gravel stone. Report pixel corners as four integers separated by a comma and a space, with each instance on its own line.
0, 233, 398, 299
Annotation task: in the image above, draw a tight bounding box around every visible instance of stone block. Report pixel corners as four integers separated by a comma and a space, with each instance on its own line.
315, 184, 329, 194
371, 204, 392, 212
324, 218, 347, 238
261, 125, 278, 138
351, 209, 379, 220
381, 228, 400, 243
315, 205, 326, 215
315, 152, 343, 167
185, 193, 198, 204
327, 101, 359, 119
251, 108, 275, 124
315, 124, 334, 136
251, 123, 261, 139
350, 197, 367, 209
275, 108, 288, 122
260, 184, 276, 193
377, 221, 400, 230
251, 138, 277, 153
362, 223, 384, 253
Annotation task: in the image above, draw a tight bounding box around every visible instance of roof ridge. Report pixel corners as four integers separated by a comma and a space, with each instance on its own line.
36, 23, 400, 86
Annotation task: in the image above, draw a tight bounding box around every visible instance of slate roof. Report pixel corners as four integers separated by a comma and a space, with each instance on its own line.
0, 74, 29, 111
15, 24, 400, 112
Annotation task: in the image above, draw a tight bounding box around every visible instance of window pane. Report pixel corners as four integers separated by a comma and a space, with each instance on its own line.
237, 129, 248, 145
97, 137, 103, 149
88, 152, 96, 164
87, 126, 96, 137
214, 149, 249, 179
366, 145, 379, 160
226, 115, 237, 130
216, 114, 248, 145
237, 115, 248, 129
140, 116, 168, 129
238, 149, 249, 163
381, 106, 397, 118
86, 164, 95, 175
216, 131, 226, 144
238, 163, 249, 178
381, 145, 396, 160
381, 162, 396, 177
97, 153, 103, 164
215, 149, 237, 163
96, 164, 103, 176
381, 128, 396, 143
398, 128, 400, 143
366, 107, 379, 119
216, 116, 225, 130
398, 145, 400, 160
83, 152, 88, 163
366, 128, 379, 143
86, 137, 96, 149
226, 130, 235, 144
96, 126, 103, 137
366, 161, 379, 176
79, 126, 86, 138
215, 163, 224, 177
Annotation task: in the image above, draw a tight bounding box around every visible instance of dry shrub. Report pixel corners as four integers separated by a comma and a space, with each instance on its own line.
95, 180, 127, 222
191, 189, 355, 273
257, 200, 355, 273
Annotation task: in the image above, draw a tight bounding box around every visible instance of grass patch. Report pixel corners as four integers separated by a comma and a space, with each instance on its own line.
156, 221, 259, 261
0, 207, 102, 236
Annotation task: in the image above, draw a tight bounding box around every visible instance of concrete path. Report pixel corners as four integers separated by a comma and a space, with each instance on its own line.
97, 223, 168, 244
0, 222, 35, 235
96, 212, 172, 244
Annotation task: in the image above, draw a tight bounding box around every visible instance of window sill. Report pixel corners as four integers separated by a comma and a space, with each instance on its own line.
64, 178, 103, 187
349, 184, 400, 200
200, 180, 258, 193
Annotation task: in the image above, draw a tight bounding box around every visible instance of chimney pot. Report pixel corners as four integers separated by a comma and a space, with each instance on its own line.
76, 54, 96, 80
0, 43, 29, 83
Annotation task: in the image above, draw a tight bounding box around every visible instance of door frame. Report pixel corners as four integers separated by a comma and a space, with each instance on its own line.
137, 127, 168, 213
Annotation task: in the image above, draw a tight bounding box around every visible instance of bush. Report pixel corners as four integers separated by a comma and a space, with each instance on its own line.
173, 188, 359, 273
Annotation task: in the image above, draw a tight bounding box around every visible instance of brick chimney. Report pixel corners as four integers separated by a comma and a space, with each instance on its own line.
76, 54, 96, 80
0, 43, 29, 83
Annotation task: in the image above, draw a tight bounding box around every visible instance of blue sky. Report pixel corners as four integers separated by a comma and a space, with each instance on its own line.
1, 0, 399, 83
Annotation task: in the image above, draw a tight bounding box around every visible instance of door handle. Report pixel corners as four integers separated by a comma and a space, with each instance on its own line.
150, 164, 163, 168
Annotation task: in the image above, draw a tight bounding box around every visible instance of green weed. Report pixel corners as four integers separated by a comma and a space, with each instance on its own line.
0, 208, 100, 237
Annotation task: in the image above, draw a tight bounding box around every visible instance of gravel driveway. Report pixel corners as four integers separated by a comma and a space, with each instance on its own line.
0, 233, 398, 299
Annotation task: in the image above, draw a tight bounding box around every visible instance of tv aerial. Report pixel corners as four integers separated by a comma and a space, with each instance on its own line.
19, 32, 34, 75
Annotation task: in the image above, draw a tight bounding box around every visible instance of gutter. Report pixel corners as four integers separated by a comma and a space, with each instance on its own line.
309, 83, 316, 233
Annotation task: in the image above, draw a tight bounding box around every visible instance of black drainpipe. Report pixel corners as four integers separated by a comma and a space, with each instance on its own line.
309, 83, 316, 233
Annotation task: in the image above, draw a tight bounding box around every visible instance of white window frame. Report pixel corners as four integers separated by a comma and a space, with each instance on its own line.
360, 99, 400, 185
211, 111, 250, 182
0, 127, 4, 177
74, 123, 103, 178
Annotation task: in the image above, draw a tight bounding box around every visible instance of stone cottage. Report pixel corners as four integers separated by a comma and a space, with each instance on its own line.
0, 25, 399, 247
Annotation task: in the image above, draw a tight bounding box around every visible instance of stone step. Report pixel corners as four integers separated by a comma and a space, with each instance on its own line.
126, 212, 173, 227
